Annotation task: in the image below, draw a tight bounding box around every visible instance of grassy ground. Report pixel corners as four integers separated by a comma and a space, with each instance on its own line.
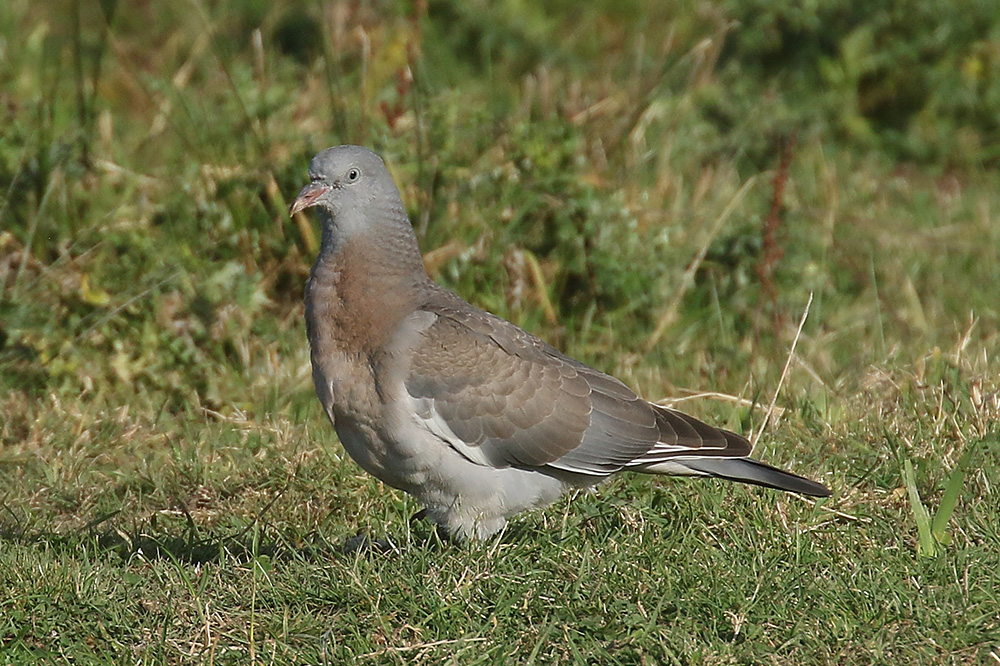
2, 1, 999, 664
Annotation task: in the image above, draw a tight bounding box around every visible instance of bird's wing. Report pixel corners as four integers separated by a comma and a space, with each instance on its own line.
403, 295, 744, 476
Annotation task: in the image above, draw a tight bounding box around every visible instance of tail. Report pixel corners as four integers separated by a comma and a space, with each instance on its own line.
670, 456, 831, 497
629, 405, 830, 497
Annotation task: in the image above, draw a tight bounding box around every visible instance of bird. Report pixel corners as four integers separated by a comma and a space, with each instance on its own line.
290, 145, 830, 541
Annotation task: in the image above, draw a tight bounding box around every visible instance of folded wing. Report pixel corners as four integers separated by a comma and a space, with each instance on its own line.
404, 293, 771, 481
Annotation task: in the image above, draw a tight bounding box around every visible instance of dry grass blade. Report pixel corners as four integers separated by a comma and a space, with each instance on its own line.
656, 391, 785, 419
751, 292, 813, 449
522, 248, 558, 325
358, 637, 487, 659
644, 177, 756, 352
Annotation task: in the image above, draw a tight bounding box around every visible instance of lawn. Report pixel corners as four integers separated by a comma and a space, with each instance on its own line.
1, 1, 998, 664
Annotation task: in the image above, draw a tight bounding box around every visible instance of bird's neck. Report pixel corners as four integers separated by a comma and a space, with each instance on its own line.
306, 214, 429, 356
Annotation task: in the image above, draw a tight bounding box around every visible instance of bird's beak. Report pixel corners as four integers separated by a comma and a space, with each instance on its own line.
289, 182, 331, 217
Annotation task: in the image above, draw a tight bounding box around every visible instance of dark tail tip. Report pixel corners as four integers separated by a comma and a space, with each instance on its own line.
678, 457, 831, 497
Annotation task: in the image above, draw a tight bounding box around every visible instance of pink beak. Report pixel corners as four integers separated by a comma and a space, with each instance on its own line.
289, 182, 331, 216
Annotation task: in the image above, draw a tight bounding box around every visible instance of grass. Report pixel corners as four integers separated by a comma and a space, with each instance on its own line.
2, 1, 999, 663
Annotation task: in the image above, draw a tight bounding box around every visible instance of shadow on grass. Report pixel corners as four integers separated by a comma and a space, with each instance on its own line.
0, 498, 580, 566
0, 490, 661, 567
0, 509, 422, 566
0, 504, 587, 567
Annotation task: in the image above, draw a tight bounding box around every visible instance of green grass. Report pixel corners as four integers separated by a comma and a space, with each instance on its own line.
2, 1, 999, 663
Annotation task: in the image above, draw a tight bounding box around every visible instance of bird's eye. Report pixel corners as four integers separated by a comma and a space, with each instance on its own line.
346, 168, 360, 182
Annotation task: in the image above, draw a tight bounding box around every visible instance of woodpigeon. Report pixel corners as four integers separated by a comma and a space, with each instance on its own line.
291, 145, 830, 540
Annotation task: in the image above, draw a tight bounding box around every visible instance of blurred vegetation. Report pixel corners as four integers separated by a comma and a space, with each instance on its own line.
1, 0, 999, 663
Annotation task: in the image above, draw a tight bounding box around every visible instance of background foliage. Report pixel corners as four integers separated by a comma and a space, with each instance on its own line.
1, 1, 998, 663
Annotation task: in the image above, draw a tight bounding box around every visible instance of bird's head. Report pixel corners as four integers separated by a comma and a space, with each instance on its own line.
289, 145, 401, 219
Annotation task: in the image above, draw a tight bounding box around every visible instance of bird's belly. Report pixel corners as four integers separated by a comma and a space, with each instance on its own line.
336, 409, 570, 539
333, 416, 437, 492
419, 456, 570, 539
310, 358, 422, 490
313, 359, 571, 539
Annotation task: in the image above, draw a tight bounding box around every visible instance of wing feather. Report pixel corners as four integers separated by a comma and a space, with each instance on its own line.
404, 289, 762, 477
406, 308, 592, 468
